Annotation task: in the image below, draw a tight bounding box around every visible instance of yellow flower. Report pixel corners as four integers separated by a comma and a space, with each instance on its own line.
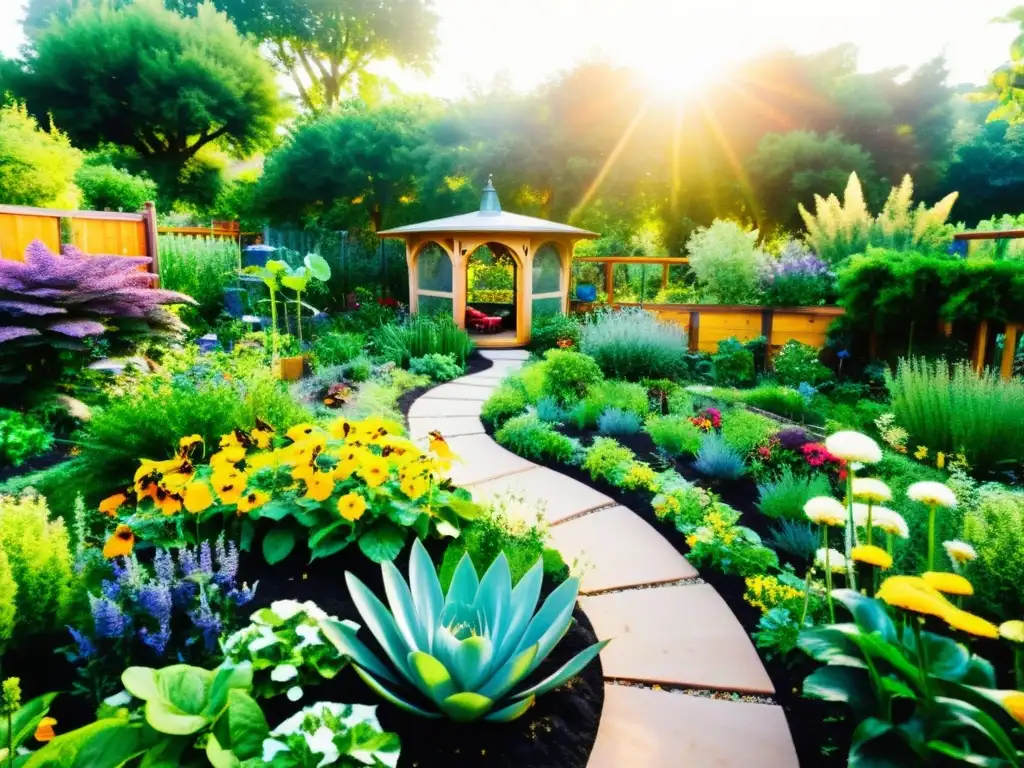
328, 418, 359, 441
685, 534, 697, 548
851, 545, 893, 569
914, 445, 929, 460
338, 492, 367, 521
851, 478, 891, 503
936, 451, 945, 469
922, 571, 974, 596
103, 525, 135, 558
237, 490, 270, 514
291, 462, 316, 484
251, 420, 274, 449
428, 430, 459, 465
219, 432, 243, 450
99, 493, 127, 517
213, 471, 247, 505
34, 717, 56, 742
153, 487, 183, 516
400, 474, 429, 500
942, 540, 977, 565
877, 576, 954, 620
210, 446, 246, 472
361, 417, 401, 444
804, 497, 847, 527
178, 434, 203, 455
246, 451, 280, 472
358, 456, 390, 488
1003, 692, 1024, 725
286, 423, 319, 442
304, 472, 335, 502
183, 482, 214, 514
999, 620, 1024, 643
944, 608, 999, 639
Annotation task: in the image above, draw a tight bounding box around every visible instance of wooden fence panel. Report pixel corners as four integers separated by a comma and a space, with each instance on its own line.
71, 218, 147, 256
770, 311, 835, 349
0, 212, 61, 261
695, 310, 763, 351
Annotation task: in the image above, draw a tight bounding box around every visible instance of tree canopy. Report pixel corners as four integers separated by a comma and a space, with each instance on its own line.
0, 103, 81, 207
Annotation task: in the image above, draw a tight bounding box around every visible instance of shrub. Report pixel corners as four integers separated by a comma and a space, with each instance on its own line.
685, 220, 768, 303
568, 399, 604, 430
408, 353, 463, 382
597, 408, 642, 436
741, 385, 815, 422
0, 549, 15, 645
772, 340, 834, 387
0, 408, 53, 468
765, 519, 819, 563
510, 363, 547, 404
481, 384, 527, 427
75, 162, 156, 212
311, 331, 364, 369
586, 379, 650, 416
534, 397, 566, 423
721, 409, 778, 456
712, 337, 755, 387
0, 493, 75, 641
694, 434, 746, 479
646, 415, 702, 456
344, 355, 373, 383
579, 307, 688, 380
157, 234, 238, 326
759, 241, 833, 307
495, 413, 577, 463
963, 486, 1024, 620
529, 313, 582, 353
0, 102, 81, 208
757, 468, 832, 521
582, 437, 636, 484
373, 313, 473, 367
885, 357, 1024, 471
540, 349, 603, 405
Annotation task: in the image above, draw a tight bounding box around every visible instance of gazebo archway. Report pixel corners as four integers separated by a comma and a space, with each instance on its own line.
465, 242, 521, 343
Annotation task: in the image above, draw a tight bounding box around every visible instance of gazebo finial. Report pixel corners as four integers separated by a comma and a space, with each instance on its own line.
479, 174, 501, 214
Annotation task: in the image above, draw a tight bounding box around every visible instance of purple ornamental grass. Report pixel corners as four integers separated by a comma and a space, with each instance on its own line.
138, 583, 173, 655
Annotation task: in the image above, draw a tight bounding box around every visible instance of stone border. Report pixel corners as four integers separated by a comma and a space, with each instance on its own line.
408, 351, 799, 767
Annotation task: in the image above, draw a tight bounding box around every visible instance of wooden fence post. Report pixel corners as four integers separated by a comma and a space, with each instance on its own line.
761, 309, 775, 371
971, 320, 989, 374
143, 201, 160, 283
604, 261, 614, 303
688, 310, 700, 353
1000, 323, 1021, 380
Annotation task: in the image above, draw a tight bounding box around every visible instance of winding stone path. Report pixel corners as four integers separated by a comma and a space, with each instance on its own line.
409, 349, 800, 767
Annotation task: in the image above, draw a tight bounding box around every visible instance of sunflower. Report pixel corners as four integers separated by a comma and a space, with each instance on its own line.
338, 492, 367, 521
357, 456, 390, 488
237, 490, 270, 514
877, 576, 954, 620
213, 471, 247, 505
922, 571, 974, 596
304, 472, 335, 502
183, 481, 214, 514
34, 717, 56, 742
103, 525, 135, 558
851, 545, 893, 569
99, 493, 127, 517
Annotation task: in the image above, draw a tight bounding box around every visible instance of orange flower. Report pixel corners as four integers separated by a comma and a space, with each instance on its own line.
183, 482, 214, 514
304, 472, 335, 502
428, 431, 458, 465
99, 493, 127, 517
34, 717, 56, 742
338, 492, 367, 521
1004, 692, 1024, 725
237, 490, 270, 514
103, 525, 135, 558
154, 487, 183, 516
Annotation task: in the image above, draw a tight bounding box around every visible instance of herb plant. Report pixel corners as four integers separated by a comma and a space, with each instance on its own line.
260, 702, 400, 767
579, 307, 688, 381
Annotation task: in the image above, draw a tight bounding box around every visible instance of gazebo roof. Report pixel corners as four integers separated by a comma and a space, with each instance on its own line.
377, 176, 599, 239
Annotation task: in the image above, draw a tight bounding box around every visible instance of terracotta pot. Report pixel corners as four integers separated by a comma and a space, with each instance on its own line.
276, 355, 305, 381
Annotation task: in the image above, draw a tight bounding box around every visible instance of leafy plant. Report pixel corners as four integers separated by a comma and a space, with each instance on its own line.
568, 380, 648, 430
311, 332, 364, 370
772, 340, 834, 387
408, 353, 462, 383
686, 503, 779, 576
721, 409, 777, 456
962, 485, 1024, 620
279, 254, 332, 344
373, 314, 472, 368
694, 434, 746, 480
582, 437, 636, 484
539, 349, 603, 405
0, 408, 53, 468
260, 701, 400, 767
597, 408, 642, 436
75, 162, 156, 213
321, 539, 608, 722
757, 468, 832, 521
224, 600, 355, 703
158, 234, 240, 328
0, 681, 58, 768
759, 241, 833, 307
534, 397, 566, 423
481, 385, 527, 427
495, 413, 577, 463
685, 220, 768, 303
753, 607, 805, 661
645, 414, 702, 457
579, 307, 689, 381
652, 475, 714, 530
528, 313, 581, 353
712, 338, 754, 387
0, 102, 81, 208
26, 662, 269, 767
765, 519, 819, 562
741, 385, 817, 422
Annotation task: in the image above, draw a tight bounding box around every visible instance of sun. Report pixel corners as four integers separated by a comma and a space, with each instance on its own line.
630, 39, 735, 104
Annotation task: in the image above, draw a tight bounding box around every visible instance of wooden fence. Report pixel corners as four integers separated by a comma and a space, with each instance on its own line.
571, 301, 844, 353
0, 202, 159, 275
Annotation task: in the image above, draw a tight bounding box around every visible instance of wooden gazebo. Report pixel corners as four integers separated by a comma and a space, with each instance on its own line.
377, 177, 597, 348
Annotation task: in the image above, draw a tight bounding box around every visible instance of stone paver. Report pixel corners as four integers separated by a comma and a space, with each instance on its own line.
581, 585, 774, 694
589, 684, 798, 768
420, 382, 494, 401
468, 465, 614, 524
479, 349, 530, 361
443, 433, 534, 485
549, 506, 698, 593
407, 397, 483, 419
407, 415, 485, 440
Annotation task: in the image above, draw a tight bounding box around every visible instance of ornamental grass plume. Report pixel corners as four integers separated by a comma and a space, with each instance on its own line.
908, 481, 958, 572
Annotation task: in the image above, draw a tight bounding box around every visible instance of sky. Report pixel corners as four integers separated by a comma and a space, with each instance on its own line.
1, 0, 1019, 98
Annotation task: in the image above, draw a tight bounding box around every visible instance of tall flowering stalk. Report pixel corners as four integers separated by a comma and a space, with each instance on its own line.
908, 482, 958, 571
805, 497, 847, 622
823, 431, 882, 588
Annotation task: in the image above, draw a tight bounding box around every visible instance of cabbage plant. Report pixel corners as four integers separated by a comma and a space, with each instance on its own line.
322, 539, 608, 722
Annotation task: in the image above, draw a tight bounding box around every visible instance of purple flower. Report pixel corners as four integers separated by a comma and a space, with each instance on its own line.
178, 546, 198, 577
199, 541, 213, 577
90, 596, 128, 640
139, 624, 172, 656
101, 579, 120, 600
214, 535, 239, 588
227, 582, 256, 607
139, 584, 172, 627
172, 579, 198, 609
66, 626, 96, 660
154, 549, 175, 585
189, 592, 223, 652
776, 427, 811, 451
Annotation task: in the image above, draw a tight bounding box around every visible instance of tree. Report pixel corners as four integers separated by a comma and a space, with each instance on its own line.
975, 7, 1024, 125
748, 130, 876, 232
16, 0, 286, 198
944, 119, 1024, 226
0, 103, 81, 207
74, 162, 157, 212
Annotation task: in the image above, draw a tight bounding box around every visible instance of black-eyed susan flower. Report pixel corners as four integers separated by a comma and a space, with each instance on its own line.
213, 471, 247, 505
304, 472, 335, 502
400, 472, 429, 500
98, 493, 127, 517
338, 492, 367, 521
851, 545, 892, 569
237, 490, 270, 514
357, 456, 389, 488
34, 717, 56, 742
922, 571, 974, 597
103, 525, 135, 558
183, 481, 214, 514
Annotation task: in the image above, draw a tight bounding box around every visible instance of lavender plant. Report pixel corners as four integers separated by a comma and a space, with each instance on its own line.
63, 535, 254, 704
759, 241, 833, 307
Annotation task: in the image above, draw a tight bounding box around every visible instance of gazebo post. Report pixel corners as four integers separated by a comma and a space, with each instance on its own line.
405, 241, 417, 314
452, 237, 467, 330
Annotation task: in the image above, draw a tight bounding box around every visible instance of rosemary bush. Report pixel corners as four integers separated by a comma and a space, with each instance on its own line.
580, 307, 688, 381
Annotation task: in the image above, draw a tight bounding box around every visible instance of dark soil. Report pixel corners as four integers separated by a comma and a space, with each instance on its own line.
487, 419, 852, 768
242, 534, 604, 768
397, 351, 494, 420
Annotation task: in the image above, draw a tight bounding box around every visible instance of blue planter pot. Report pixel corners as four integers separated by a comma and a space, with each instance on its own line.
243, 245, 275, 269
575, 283, 597, 302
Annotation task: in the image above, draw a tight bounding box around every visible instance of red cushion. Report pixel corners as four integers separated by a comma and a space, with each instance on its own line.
466, 307, 487, 320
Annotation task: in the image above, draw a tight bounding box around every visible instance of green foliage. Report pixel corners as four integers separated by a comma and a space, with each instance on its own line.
374, 314, 472, 368
75, 162, 156, 212
0, 492, 75, 642
539, 349, 603, 405
408, 353, 463, 382
741, 385, 816, 422
875, 451, 952, 575
694, 434, 746, 480
529, 313, 582, 353
0, 550, 16, 646
753, 608, 805, 661
321, 539, 607, 722
772, 340, 834, 387
597, 408, 642, 436
800, 590, 1021, 767
258, 701, 400, 768
579, 307, 689, 381
17, 0, 286, 198
311, 331, 365, 370
721, 409, 778, 456
711, 337, 755, 387
962, 485, 1024, 620
976, 9, 1024, 125
765, 520, 819, 562
686, 503, 779, 576
158, 234, 239, 326
581, 437, 635, 484
0, 102, 81, 207
534, 397, 566, 423
495, 413, 577, 463
757, 468, 832, 521
652, 475, 713, 530
0, 688, 58, 762
645, 414, 702, 457
0, 408, 53, 468
685, 220, 767, 303
481, 384, 527, 428
885, 357, 1024, 471
575, 380, 649, 430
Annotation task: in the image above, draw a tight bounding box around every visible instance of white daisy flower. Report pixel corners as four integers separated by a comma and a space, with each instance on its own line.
908, 481, 957, 508
852, 477, 892, 503
943, 539, 977, 564
825, 431, 882, 464
804, 496, 847, 527
815, 548, 848, 573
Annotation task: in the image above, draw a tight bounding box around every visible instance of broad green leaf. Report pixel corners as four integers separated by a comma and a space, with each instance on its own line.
253, 500, 292, 522
382, 560, 427, 650
447, 498, 484, 521
122, 667, 161, 702
797, 625, 865, 666
903, 630, 969, 682
351, 666, 441, 719
0, 693, 58, 750
495, 560, 543, 661
439, 691, 493, 722
23, 718, 153, 768
932, 696, 1020, 765
483, 696, 534, 723
144, 700, 209, 736
262, 527, 296, 565
512, 639, 609, 700
407, 651, 457, 704
833, 590, 896, 643
217, 691, 268, 760
449, 635, 493, 691
308, 520, 347, 549
138, 736, 190, 768
239, 519, 255, 552
848, 717, 908, 768
358, 521, 406, 563
207, 663, 253, 717
311, 534, 355, 561
304, 254, 331, 281
205, 734, 239, 768
803, 666, 877, 721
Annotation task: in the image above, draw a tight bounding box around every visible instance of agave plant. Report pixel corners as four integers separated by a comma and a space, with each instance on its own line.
321, 538, 608, 723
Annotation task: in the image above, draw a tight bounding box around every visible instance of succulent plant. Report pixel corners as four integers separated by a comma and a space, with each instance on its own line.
321, 538, 607, 723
